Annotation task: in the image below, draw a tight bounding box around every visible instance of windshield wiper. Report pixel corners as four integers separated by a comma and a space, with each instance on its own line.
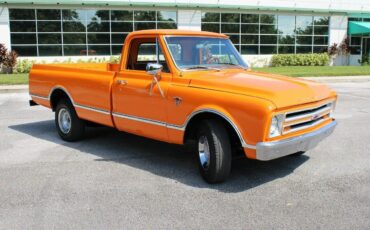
186, 65, 219, 70
217, 62, 246, 69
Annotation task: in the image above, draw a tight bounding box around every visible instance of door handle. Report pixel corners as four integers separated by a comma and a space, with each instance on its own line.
116, 79, 127, 85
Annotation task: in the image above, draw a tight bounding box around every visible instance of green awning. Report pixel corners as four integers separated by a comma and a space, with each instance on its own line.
348, 21, 370, 35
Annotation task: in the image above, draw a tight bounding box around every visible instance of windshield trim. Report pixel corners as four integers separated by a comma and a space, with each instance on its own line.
163, 35, 248, 72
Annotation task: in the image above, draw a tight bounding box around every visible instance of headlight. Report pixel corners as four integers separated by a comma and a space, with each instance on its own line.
269, 115, 284, 138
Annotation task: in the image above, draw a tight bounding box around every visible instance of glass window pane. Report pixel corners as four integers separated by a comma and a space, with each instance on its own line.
157, 11, 177, 22
296, 25, 312, 35
88, 34, 110, 44
279, 35, 295, 44
260, 35, 277, 44
260, 14, 277, 24
111, 34, 128, 44
233, 45, 240, 52
296, 16, 313, 29
63, 33, 86, 44
314, 36, 328, 45
11, 46, 37, 56
364, 18, 370, 22
11, 33, 37, 44
201, 23, 219, 32
260, 24, 277, 34
241, 14, 259, 23
37, 9, 60, 20
202, 12, 220, 22
64, 45, 87, 56
349, 46, 361, 55
241, 24, 259, 34
87, 22, 110, 32
313, 46, 328, 53
260, 45, 277, 54
38, 33, 61, 44
278, 15, 295, 35
314, 16, 329, 26
350, 36, 361, 46
111, 22, 133, 32
157, 22, 177, 29
296, 46, 312, 53
134, 22, 156, 30
221, 13, 240, 23
314, 26, 329, 35
10, 21, 36, 32
86, 10, 109, 21
39, 45, 62, 56
241, 35, 258, 44
112, 45, 123, 55
63, 21, 86, 32
241, 45, 258, 54
37, 21, 61, 32
227, 34, 239, 44
9, 9, 35, 20
296, 36, 312, 45
111, 10, 133, 21
221, 24, 239, 33
278, 46, 294, 54
134, 11, 156, 21
88, 45, 110, 55
62, 9, 86, 21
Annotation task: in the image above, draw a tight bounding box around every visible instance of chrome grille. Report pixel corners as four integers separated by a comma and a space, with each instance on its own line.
283, 102, 334, 134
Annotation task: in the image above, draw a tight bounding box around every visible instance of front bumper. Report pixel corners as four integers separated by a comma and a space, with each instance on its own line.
256, 120, 337, 161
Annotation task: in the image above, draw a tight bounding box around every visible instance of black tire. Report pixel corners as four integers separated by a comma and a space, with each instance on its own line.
55, 98, 85, 142
196, 119, 232, 183
290, 151, 306, 157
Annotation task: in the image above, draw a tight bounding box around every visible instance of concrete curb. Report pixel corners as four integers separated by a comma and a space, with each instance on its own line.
1, 76, 370, 93
0, 85, 28, 93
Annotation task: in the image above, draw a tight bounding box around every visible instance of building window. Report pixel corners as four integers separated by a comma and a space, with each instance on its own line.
9, 8, 177, 57
201, 12, 329, 55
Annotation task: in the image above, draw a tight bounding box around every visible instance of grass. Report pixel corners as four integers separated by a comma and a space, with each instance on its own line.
253, 66, 370, 77
0, 73, 29, 85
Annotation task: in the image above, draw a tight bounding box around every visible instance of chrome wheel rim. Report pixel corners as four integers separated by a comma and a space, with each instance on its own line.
58, 108, 71, 134
198, 135, 210, 169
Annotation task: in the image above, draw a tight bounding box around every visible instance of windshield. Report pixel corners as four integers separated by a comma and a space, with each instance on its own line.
165, 36, 248, 70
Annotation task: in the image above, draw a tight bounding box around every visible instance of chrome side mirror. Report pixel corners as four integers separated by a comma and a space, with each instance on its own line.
146, 63, 163, 76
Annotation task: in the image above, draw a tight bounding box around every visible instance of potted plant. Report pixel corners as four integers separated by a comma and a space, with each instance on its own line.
0, 44, 7, 71
328, 43, 338, 66
2, 50, 17, 74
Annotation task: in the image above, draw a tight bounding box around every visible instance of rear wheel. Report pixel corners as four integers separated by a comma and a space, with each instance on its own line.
197, 119, 232, 183
55, 99, 85, 142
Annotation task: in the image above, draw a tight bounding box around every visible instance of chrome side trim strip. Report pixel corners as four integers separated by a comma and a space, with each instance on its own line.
75, 103, 111, 115
112, 112, 167, 127
30, 93, 48, 100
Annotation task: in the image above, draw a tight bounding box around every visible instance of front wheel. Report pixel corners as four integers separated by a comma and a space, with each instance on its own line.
197, 119, 232, 183
55, 98, 85, 142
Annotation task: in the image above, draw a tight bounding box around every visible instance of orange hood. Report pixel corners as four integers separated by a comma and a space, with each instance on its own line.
187, 70, 335, 109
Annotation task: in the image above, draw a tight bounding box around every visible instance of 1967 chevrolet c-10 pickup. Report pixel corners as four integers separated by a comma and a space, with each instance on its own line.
29, 29, 337, 183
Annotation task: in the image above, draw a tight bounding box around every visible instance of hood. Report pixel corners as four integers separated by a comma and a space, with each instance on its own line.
188, 70, 335, 109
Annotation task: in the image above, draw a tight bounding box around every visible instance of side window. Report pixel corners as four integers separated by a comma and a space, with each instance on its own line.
127, 38, 169, 72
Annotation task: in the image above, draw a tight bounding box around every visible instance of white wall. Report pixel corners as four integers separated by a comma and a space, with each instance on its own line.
329, 15, 348, 48
0, 7, 11, 50
177, 10, 201, 31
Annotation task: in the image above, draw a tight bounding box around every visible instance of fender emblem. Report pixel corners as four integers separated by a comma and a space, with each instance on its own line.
173, 97, 182, 106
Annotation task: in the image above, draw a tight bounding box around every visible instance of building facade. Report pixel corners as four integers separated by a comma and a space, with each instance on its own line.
0, 0, 369, 66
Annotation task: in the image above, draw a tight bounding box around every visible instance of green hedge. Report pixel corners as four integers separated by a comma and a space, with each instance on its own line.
271, 53, 330, 67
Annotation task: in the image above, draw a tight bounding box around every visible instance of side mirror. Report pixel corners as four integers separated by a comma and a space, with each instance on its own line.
146, 63, 163, 76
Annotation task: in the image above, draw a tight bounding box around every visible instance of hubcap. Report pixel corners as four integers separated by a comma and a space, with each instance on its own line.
58, 108, 72, 134
198, 135, 210, 169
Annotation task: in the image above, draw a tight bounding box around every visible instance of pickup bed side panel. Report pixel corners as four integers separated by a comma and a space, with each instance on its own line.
29, 64, 115, 127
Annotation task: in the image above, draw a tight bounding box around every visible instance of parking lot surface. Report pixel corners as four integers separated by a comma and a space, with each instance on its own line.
0, 82, 369, 229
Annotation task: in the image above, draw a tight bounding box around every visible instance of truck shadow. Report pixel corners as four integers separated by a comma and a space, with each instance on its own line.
9, 120, 308, 193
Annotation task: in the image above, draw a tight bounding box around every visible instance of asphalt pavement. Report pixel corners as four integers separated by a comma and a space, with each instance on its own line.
0, 82, 369, 229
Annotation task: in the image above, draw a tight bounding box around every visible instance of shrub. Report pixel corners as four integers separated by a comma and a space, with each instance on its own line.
0, 44, 7, 64
14, 59, 36, 73
271, 53, 330, 67
0, 44, 18, 74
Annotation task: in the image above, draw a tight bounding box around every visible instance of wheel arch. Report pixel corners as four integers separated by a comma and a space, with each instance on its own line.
49, 86, 75, 111
183, 109, 251, 150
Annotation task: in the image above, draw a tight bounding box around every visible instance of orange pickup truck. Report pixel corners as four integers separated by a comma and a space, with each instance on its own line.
29, 30, 337, 183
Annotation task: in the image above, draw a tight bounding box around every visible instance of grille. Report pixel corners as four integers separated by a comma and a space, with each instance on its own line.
283, 102, 333, 134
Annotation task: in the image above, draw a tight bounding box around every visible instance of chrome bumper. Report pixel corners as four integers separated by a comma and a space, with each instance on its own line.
256, 120, 337, 161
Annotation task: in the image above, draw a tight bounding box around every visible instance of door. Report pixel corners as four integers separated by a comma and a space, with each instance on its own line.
112, 36, 172, 142
363, 37, 370, 60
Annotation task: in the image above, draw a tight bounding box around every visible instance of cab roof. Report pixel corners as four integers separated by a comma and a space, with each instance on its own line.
127, 29, 229, 38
